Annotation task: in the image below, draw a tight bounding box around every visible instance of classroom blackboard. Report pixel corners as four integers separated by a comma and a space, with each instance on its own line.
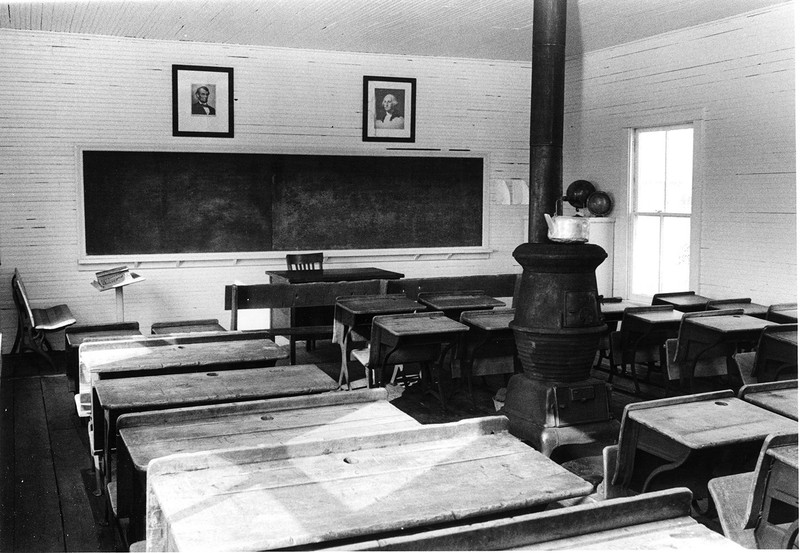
82, 151, 484, 255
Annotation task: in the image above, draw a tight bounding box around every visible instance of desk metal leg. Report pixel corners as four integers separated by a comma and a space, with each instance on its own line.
338, 330, 351, 390
115, 287, 125, 322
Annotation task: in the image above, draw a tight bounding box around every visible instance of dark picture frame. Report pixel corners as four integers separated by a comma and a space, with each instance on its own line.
172, 64, 234, 138
363, 76, 416, 142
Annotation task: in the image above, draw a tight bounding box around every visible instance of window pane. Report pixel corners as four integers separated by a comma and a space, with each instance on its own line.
636, 131, 666, 212
665, 128, 693, 214
631, 215, 661, 297
660, 217, 691, 291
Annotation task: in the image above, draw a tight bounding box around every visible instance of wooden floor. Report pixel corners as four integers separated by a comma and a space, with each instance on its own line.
0, 340, 678, 552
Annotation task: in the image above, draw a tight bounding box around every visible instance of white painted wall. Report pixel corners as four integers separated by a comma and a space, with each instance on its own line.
0, 29, 530, 351
0, 2, 795, 352
563, 2, 796, 305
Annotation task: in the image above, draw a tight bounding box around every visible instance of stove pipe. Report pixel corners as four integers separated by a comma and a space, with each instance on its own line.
528, 0, 567, 244
504, 0, 616, 455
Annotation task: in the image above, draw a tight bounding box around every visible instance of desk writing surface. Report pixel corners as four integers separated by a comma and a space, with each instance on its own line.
768, 328, 798, 347
740, 387, 798, 421
687, 314, 776, 336
600, 300, 640, 321
628, 397, 797, 450
628, 309, 684, 325
146, 417, 593, 552
116, 390, 419, 538
768, 444, 798, 468
653, 293, 712, 311
79, 331, 287, 379
376, 311, 470, 337
460, 308, 515, 331
335, 295, 422, 327
267, 267, 404, 283
120, 391, 418, 472
708, 301, 769, 318
93, 364, 335, 410
417, 292, 505, 312
770, 309, 798, 324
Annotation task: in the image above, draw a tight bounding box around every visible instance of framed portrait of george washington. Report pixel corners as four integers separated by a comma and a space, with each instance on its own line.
363, 76, 416, 142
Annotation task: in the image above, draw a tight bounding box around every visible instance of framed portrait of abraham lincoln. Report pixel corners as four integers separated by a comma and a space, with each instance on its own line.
172, 64, 234, 138
363, 76, 416, 142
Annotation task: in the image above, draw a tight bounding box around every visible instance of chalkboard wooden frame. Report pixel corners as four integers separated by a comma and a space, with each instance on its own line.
76, 147, 490, 266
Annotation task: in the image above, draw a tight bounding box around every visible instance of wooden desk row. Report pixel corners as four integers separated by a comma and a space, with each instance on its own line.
603, 298, 797, 393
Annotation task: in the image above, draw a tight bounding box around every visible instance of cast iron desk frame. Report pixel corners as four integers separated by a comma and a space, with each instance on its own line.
368, 312, 469, 408
678, 313, 776, 390
613, 390, 797, 503
333, 294, 423, 389
616, 306, 683, 393
457, 308, 517, 404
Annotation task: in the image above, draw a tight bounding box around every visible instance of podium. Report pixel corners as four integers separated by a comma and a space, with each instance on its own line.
91, 270, 145, 322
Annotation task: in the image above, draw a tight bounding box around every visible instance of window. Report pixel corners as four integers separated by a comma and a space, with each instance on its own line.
629, 125, 694, 300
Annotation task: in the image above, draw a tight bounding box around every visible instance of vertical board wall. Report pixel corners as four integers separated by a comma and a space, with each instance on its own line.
0, 2, 795, 351
562, 2, 795, 304
0, 30, 531, 350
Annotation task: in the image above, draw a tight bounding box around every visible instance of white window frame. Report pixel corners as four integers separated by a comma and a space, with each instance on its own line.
627, 122, 703, 303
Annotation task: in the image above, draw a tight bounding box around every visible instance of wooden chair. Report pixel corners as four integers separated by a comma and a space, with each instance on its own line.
11, 268, 76, 369
286, 252, 323, 271
708, 432, 798, 549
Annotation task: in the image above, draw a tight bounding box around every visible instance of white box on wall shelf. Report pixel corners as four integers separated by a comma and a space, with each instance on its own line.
587, 217, 615, 297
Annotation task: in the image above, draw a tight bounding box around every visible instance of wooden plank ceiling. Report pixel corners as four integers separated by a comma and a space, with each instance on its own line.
0, 0, 788, 61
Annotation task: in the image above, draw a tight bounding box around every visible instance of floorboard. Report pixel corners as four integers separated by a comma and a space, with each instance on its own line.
0, 364, 15, 552
13, 376, 64, 552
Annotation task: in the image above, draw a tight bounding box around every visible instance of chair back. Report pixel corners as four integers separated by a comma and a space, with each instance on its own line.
753, 323, 798, 381
286, 252, 323, 271
11, 269, 35, 326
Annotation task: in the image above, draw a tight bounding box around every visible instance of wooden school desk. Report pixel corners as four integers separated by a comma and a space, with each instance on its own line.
456, 308, 517, 402
266, 267, 404, 283
709, 433, 798, 549
612, 390, 797, 502
652, 291, 713, 313
145, 417, 594, 552
92, 364, 335, 491
367, 311, 468, 402
417, 290, 505, 320
676, 313, 776, 389
767, 304, 798, 324
78, 331, 287, 400
738, 380, 798, 420
333, 294, 423, 388
613, 306, 683, 392
599, 298, 641, 323
116, 389, 417, 542
754, 324, 798, 381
